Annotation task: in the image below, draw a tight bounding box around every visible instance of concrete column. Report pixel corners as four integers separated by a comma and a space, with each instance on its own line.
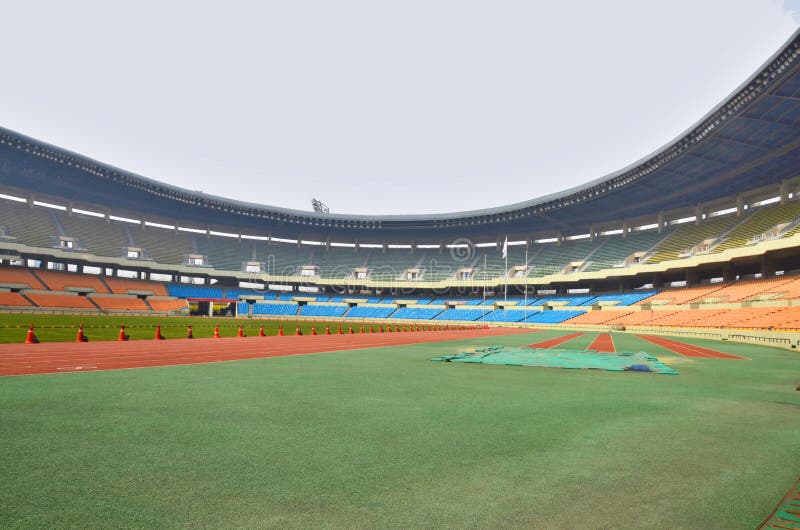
722, 262, 734, 283
780, 180, 790, 205
657, 212, 664, 233
761, 254, 777, 278
736, 194, 744, 217
652, 273, 664, 289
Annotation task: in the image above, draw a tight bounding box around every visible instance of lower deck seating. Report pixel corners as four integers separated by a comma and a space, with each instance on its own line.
0, 292, 33, 306
105, 277, 169, 296
252, 303, 299, 316
479, 309, 532, 322
345, 306, 397, 318
147, 298, 189, 312
298, 304, 348, 317
524, 310, 586, 324
434, 308, 492, 321
25, 293, 98, 309
89, 295, 149, 311
36, 270, 110, 293
390, 307, 443, 320
0, 267, 47, 289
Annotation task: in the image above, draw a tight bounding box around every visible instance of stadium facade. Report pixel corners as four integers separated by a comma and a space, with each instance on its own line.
2, 28, 800, 297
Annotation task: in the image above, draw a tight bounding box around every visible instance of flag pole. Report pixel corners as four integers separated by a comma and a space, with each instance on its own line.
483, 253, 487, 304
503, 236, 508, 304
524, 243, 528, 322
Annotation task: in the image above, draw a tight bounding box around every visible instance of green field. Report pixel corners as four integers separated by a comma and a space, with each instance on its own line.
1, 326, 798, 528
0, 314, 366, 343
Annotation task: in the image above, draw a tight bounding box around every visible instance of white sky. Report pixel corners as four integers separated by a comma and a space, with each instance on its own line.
1, 1, 798, 215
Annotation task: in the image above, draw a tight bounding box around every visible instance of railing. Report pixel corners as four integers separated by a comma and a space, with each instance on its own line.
728, 334, 794, 347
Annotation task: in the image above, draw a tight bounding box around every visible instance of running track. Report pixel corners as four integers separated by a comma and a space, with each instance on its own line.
0, 327, 533, 376
586, 333, 616, 353
637, 335, 748, 360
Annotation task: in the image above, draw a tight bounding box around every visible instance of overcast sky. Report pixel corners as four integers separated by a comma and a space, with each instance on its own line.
2, 1, 798, 216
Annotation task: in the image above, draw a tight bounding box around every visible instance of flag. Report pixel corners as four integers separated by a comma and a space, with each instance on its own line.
502, 236, 508, 260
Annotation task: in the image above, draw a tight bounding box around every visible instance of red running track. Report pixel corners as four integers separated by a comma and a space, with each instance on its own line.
525, 332, 584, 349
586, 333, 616, 353
637, 335, 748, 360
0, 327, 534, 376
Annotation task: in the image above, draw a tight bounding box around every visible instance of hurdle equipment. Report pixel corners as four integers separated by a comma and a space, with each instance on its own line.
213, 324, 221, 339
154, 324, 165, 340
25, 322, 39, 344
117, 324, 129, 341
187, 325, 194, 339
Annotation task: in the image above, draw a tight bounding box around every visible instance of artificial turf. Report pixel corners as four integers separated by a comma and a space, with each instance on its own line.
0, 329, 798, 528
0, 314, 366, 343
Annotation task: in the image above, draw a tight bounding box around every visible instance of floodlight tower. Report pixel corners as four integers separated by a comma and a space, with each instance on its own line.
311, 198, 330, 214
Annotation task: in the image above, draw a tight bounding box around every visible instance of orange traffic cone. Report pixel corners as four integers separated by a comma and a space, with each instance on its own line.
213, 324, 221, 338
278, 325, 284, 336
24, 322, 39, 344
75, 323, 88, 342
311, 326, 317, 335
369, 326, 374, 333
187, 325, 194, 339
154, 324, 165, 340
258, 326, 265, 337
395, 326, 399, 333
325, 326, 331, 335
117, 324, 129, 341
237, 325, 244, 338
295, 326, 302, 336
359, 326, 364, 334
348, 326, 354, 334
337, 326, 343, 335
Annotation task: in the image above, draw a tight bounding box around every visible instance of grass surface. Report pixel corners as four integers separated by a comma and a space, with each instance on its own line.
0, 314, 372, 343
1, 328, 798, 528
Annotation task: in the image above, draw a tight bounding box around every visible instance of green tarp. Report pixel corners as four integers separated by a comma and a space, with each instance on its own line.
432, 346, 679, 375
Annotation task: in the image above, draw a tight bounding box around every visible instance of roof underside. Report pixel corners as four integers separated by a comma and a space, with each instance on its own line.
2, 29, 800, 241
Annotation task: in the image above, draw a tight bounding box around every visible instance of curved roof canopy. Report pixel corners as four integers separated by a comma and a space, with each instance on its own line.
2, 29, 800, 241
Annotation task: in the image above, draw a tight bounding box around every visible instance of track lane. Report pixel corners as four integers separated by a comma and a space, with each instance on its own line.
637, 335, 748, 360
586, 333, 616, 353
0, 327, 533, 376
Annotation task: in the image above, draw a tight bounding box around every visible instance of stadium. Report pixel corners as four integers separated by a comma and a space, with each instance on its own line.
1, 20, 800, 530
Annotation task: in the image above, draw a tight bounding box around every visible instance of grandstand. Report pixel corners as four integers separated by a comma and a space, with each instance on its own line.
0, 29, 798, 336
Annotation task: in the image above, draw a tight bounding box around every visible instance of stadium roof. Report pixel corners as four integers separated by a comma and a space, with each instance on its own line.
2, 27, 800, 241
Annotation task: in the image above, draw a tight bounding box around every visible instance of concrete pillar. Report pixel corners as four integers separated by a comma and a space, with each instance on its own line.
622, 221, 629, 239
761, 254, 777, 278
657, 212, 664, 233
695, 204, 703, 225
686, 269, 699, 286
722, 262, 734, 283
652, 273, 664, 289
736, 194, 744, 217
780, 180, 790, 205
